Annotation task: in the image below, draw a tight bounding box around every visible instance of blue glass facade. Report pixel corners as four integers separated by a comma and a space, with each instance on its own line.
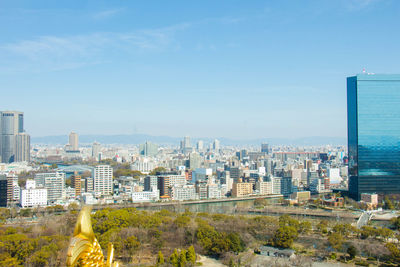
348, 74, 400, 199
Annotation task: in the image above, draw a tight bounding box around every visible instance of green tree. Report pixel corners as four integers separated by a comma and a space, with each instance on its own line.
150, 167, 167, 175
391, 216, 400, 229
124, 235, 141, 256
157, 251, 165, 265
328, 232, 343, 251
384, 196, 395, 210
272, 226, 298, 248
347, 245, 357, 260
174, 215, 191, 228
179, 249, 187, 267
317, 220, 328, 234
19, 209, 32, 217
386, 243, 400, 262
378, 227, 393, 241
360, 225, 376, 239
169, 249, 179, 267
279, 215, 300, 230
186, 245, 196, 264
299, 221, 312, 234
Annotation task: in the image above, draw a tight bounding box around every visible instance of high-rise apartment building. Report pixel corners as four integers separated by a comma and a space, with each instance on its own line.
69, 131, 79, 151
348, 74, 400, 199
0, 111, 30, 163
157, 176, 170, 197
144, 176, 158, 191
71, 172, 81, 198
94, 165, 113, 196
6, 174, 18, 204
35, 172, 65, 204
0, 175, 7, 207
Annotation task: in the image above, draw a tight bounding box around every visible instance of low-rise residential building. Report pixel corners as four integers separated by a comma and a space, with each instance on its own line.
232, 182, 253, 197
207, 184, 221, 199
132, 189, 159, 202
171, 185, 197, 201
256, 181, 273, 195
360, 193, 378, 209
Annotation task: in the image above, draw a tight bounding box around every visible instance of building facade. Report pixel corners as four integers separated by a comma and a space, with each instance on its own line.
0, 111, 30, 163
348, 74, 400, 199
20, 180, 47, 208
35, 172, 65, 204
139, 141, 158, 157
94, 165, 113, 196
69, 131, 79, 151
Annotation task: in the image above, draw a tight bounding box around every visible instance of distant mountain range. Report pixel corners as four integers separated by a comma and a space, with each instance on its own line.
31, 134, 346, 146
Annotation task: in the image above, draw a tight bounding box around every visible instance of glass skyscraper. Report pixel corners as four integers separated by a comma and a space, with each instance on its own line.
348, 74, 400, 199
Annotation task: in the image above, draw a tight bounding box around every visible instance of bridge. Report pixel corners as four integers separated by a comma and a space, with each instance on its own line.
356, 211, 373, 228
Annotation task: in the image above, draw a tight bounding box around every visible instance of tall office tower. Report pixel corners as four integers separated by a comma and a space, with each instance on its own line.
34, 172, 65, 204
183, 136, 191, 148
15, 133, 30, 162
261, 143, 269, 154
69, 131, 79, 151
348, 74, 400, 199
213, 139, 220, 151
0, 111, 29, 163
181, 136, 192, 154
92, 142, 101, 160
139, 141, 158, 157
196, 140, 204, 152
94, 165, 113, 196
71, 172, 81, 197
0, 175, 7, 207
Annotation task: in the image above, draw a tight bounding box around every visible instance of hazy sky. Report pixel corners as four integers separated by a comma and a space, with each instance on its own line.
1, 0, 399, 139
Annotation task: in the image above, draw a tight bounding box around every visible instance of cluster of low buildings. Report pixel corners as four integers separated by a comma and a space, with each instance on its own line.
0, 132, 354, 209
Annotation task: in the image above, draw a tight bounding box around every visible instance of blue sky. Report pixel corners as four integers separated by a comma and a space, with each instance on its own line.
1, 0, 399, 139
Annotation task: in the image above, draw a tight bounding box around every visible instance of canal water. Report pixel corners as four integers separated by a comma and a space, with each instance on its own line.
135, 198, 357, 223
136, 198, 277, 214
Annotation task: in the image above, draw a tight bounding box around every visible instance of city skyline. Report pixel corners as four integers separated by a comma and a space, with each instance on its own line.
2, 1, 400, 139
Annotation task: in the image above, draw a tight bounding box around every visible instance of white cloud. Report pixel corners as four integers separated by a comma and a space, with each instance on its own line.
92, 8, 124, 20
0, 23, 191, 73
345, 0, 380, 10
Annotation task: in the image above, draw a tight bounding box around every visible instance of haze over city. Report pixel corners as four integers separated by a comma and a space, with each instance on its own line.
2, 0, 400, 139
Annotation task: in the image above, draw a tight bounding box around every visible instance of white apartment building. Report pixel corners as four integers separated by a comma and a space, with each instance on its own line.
272, 177, 282, 195
131, 157, 155, 173
94, 165, 113, 196
20, 180, 47, 208
35, 172, 65, 204
256, 181, 273, 195
207, 184, 221, 199
169, 175, 187, 187
171, 185, 197, 201
132, 190, 159, 202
